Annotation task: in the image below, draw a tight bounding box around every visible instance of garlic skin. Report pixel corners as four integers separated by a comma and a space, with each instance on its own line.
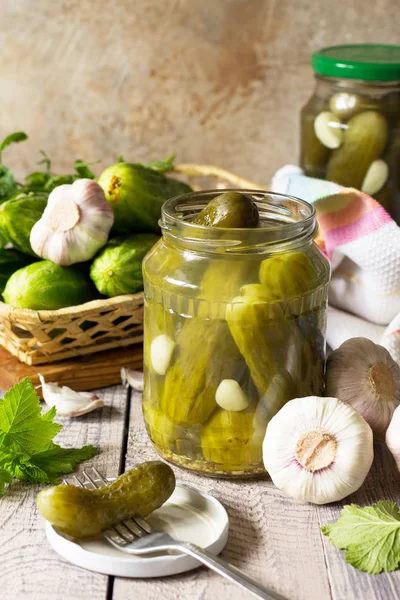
386, 405, 400, 471
325, 337, 400, 440
150, 335, 175, 376
121, 368, 144, 391
30, 179, 114, 266
263, 396, 373, 505
39, 374, 104, 417
215, 379, 249, 411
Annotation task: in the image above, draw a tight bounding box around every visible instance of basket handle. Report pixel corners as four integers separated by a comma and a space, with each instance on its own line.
173, 163, 265, 191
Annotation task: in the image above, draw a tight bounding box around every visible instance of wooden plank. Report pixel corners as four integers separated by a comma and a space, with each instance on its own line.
0, 385, 129, 600
0, 345, 142, 396
113, 391, 332, 600
318, 443, 400, 600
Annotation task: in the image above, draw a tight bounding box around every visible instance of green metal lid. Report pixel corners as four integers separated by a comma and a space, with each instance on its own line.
312, 44, 400, 81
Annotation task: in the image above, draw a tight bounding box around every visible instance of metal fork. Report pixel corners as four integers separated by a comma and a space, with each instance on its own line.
68, 468, 286, 600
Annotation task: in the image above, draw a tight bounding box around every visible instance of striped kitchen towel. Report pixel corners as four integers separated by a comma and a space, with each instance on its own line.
272, 166, 400, 363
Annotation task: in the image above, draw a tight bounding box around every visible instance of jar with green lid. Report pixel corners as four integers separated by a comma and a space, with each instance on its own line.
300, 44, 400, 221
142, 189, 330, 478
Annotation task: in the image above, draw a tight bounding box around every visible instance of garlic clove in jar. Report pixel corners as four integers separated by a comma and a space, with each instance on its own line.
39, 374, 104, 417
263, 396, 373, 505
30, 179, 114, 266
215, 379, 249, 412
361, 159, 389, 196
150, 335, 175, 376
325, 337, 400, 440
313, 111, 344, 149
385, 405, 400, 471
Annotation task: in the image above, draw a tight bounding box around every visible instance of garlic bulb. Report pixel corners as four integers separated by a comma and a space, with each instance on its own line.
263, 396, 373, 505
386, 405, 400, 471
30, 179, 114, 266
325, 337, 400, 440
39, 374, 104, 417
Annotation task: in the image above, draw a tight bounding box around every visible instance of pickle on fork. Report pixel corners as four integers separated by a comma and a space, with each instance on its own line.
36, 461, 176, 538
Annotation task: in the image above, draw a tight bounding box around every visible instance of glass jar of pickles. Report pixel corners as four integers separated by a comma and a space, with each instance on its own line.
301, 44, 400, 222
142, 190, 330, 478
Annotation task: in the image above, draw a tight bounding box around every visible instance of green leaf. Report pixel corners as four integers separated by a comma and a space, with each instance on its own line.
146, 154, 176, 173
118, 155, 125, 163
0, 468, 12, 494
30, 441, 97, 478
0, 447, 53, 485
322, 501, 400, 574
0, 379, 98, 494
38, 150, 51, 173
0, 132, 28, 162
73, 159, 99, 179
0, 378, 61, 455
43, 174, 74, 192
23, 171, 51, 192
0, 165, 17, 201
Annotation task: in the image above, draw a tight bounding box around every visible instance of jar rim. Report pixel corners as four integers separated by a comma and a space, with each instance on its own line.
161, 189, 318, 254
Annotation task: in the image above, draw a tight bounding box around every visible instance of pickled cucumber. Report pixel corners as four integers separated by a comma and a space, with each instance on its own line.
36, 461, 175, 538
193, 191, 259, 228
143, 402, 181, 452
260, 369, 297, 420
201, 408, 263, 470
160, 318, 241, 426
326, 111, 388, 188
259, 251, 318, 300
226, 284, 285, 397
301, 114, 331, 178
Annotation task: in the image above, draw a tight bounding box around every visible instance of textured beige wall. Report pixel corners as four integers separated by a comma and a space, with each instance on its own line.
1, 0, 399, 186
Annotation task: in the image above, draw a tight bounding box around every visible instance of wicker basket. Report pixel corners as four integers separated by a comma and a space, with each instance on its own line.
0, 164, 264, 366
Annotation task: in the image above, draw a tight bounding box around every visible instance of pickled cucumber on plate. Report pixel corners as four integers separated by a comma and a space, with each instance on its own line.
200, 408, 263, 470
326, 110, 388, 188
193, 191, 259, 228
36, 461, 176, 538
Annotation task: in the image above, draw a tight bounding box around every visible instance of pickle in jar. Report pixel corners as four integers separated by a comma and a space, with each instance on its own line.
160, 318, 242, 426
226, 284, 286, 397
194, 191, 259, 228
326, 110, 388, 189
200, 407, 263, 471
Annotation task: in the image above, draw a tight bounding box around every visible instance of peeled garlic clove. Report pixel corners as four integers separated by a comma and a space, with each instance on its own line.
385, 405, 400, 471
39, 374, 104, 417
263, 396, 373, 505
30, 179, 114, 266
325, 337, 400, 440
215, 379, 249, 411
329, 92, 362, 120
314, 111, 344, 149
361, 159, 389, 196
121, 368, 144, 391
150, 335, 175, 376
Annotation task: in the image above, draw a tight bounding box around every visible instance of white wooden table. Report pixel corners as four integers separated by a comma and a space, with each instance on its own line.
2, 384, 400, 600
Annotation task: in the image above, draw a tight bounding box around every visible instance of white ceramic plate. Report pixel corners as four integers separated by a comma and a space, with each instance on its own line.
46, 483, 229, 578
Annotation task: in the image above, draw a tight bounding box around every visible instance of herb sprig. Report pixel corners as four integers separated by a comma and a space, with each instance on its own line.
0, 378, 97, 494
